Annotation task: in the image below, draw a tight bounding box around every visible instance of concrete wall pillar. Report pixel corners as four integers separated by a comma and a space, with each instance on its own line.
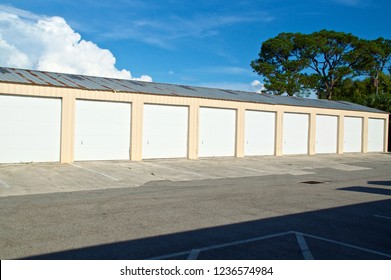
188, 102, 199, 159
235, 106, 245, 158
275, 109, 284, 156
362, 116, 368, 153
60, 94, 76, 163
337, 114, 344, 154
130, 98, 143, 161
309, 112, 316, 155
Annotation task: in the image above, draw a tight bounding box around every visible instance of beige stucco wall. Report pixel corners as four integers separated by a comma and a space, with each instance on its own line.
0, 82, 389, 163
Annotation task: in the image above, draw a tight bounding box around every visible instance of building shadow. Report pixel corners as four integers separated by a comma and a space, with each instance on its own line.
21, 198, 391, 260
338, 186, 391, 196
367, 181, 391, 187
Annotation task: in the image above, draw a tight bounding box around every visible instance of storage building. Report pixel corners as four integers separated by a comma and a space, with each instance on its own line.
0, 67, 388, 164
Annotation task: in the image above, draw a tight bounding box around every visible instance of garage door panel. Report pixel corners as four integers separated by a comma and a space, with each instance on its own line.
316, 115, 338, 154
199, 108, 236, 157
74, 100, 131, 161
143, 105, 188, 159
368, 118, 385, 152
283, 113, 309, 155
245, 110, 275, 156
344, 117, 362, 153
0, 95, 61, 163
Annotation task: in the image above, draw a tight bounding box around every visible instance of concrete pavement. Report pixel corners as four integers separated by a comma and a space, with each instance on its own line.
1, 153, 391, 260
0, 153, 388, 196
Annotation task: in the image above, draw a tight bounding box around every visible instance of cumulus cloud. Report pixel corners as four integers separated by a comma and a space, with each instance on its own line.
250, 80, 266, 93
0, 5, 152, 81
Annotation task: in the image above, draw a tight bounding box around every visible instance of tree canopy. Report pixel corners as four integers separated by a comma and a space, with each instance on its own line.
251, 30, 391, 100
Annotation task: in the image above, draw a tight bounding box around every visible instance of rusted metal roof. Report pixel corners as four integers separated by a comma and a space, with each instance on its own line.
0, 67, 386, 113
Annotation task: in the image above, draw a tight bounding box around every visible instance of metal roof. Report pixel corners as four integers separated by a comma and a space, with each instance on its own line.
0, 67, 386, 113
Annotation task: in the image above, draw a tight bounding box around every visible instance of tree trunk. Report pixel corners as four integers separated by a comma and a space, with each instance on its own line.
326, 89, 333, 100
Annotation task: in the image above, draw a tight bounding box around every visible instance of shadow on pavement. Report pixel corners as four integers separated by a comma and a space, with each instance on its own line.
23, 198, 391, 260
338, 186, 391, 196
367, 181, 391, 187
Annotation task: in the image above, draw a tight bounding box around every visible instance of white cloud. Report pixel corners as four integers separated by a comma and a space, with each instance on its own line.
0, 5, 152, 81
250, 80, 266, 93
197, 80, 266, 93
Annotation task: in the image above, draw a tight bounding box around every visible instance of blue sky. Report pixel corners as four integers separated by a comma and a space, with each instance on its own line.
0, 0, 390, 92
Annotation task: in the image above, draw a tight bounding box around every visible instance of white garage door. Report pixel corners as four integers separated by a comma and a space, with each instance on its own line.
74, 100, 131, 161
368, 118, 385, 152
343, 117, 362, 153
244, 110, 275, 156
199, 107, 236, 157
316, 115, 338, 154
0, 95, 61, 163
143, 104, 188, 159
283, 113, 309, 155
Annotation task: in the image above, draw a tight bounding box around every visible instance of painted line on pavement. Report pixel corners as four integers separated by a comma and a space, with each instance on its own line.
374, 215, 391, 221
195, 231, 293, 252
69, 163, 120, 181
187, 249, 202, 260
148, 231, 294, 260
295, 231, 391, 259
0, 179, 11, 188
148, 250, 191, 260
295, 233, 314, 260
149, 230, 391, 260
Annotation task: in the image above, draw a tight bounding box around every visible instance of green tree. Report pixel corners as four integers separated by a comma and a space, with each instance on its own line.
333, 73, 391, 112
304, 30, 371, 99
364, 38, 391, 94
250, 32, 311, 96
251, 30, 389, 100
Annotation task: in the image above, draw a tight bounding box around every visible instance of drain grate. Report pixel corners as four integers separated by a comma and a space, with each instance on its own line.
301, 181, 324, 185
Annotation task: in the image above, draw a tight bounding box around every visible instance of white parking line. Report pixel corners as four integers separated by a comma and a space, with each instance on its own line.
148, 231, 293, 260
187, 249, 201, 260
148, 250, 191, 260
295, 233, 314, 260
374, 215, 391, 221
296, 231, 391, 259
148, 230, 391, 260
195, 231, 293, 252
0, 179, 11, 188
69, 163, 120, 181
